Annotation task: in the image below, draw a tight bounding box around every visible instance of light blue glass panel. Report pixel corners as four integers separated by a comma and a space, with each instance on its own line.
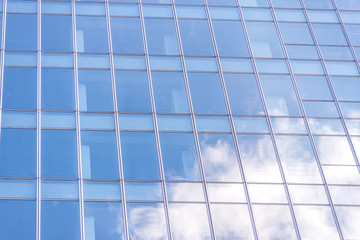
312, 24, 347, 45
145, 18, 179, 55
256, 59, 288, 74
260, 75, 301, 116
320, 46, 353, 60
157, 115, 192, 131
118, 114, 153, 130
109, 3, 139, 16
344, 25, 360, 45
295, 76, 333, 100
271, 117, 307, 134
196, 116, 231, 132
127, 203, 167, 240
42, 15, 73, 52
220, 58, 253, 72
76, 3, 105, 15
275, 9, 305, 22
160, 132, 201, 181
42, 129, 77, 179
304, 101, 339, 117
113, 55, 146, 70
188, 72, 227, 114
233, 117, 268, 133
0, 129, 36, 178
42, 2, 72, 14
331, 76, 360, 101
5, 52, 37, 66
111, 17, 144, 54
207, 183, 246, 202
329, 186, 360, 205
143, 0, 171, 3
77, 54, 109, 68
289, 185, 328, 204
76, 16, 108, 53
42, 112, 75, 128
335, 0, 360, 10
271, 0, 301, 8
149, 56, 182, 71
6, 13, 37, 51
2, 67, 37, 110
42, 53, 73, 68
243, 8, 272, 21
209, 7, 240, 20
291, 60, 324, 74
340, 102, 360, 118
178, 19, 215, 56
336, 207, 360, 240
83, 181, 121, 200
239, 0, 268, 7
115, 70, 151, 112
325, 61, 359, 76
81, 131, 119, 180
175, 0, 203, 5
166, 183, 204, 202
308, 118, 345, 135
224, 73, 265, 115
80, 113, 115, 130
121, 132, 160, 180
246, 22, 284, 58
176, 6, 206, 19
185, 57, 217, 71
314, 136, 355, 165
212, 21, 249, 57
279, 23, 314, 44
42, 180, 78, 199
303, 0, 334, 9
143, 4, 172, 17
286, 45, 319, 60
0, 179, 36, 198
345, 119, 360, 135
340, 11, 360, 24
199, 133, 242, 181
41, 201, 80, 240
2, 111, 36, 128
208, 0, 237, 6
354, 47, 360, 59
308, 10, 338, 23
0, 200, 36, 240
84, 202, 124, 240
125, 182, 162, 201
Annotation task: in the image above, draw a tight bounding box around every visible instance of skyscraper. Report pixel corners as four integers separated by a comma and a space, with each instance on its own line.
0, 0, 360, 239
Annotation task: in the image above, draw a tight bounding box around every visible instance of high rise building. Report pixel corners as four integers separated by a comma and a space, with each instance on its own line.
0, 0, 360, 239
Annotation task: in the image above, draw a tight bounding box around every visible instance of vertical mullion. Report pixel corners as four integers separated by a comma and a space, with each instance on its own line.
138, 1, 173, 239
104, 1, 130, 239
0, 0, 6, 112
204, 1, 259, 240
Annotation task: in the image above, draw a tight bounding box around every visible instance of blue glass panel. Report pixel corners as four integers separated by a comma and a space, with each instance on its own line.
42, 53, 73, 68
340, 102, 360, 118
8, 0, 36, 13
304, 101, 339, 117
157, 115, 192, 131
314, 136, 355, 165
303, 0, 334, 9
76, 3, 105, 15
113, 55, 146, 70
312, 24, 347, 45
208, 0, 237, 5
271, 117, 307, 134
308, 10, 338, 23
295, 76, 333, 100
121, 132, 160, 180
279, 23, 313, 44
118, 114, 153, 130
84, 202, 124, 240
41, 201, 80, 240
111, 17, 144, 54
239, 0, 268, 7
340, 11, 360, 24
42, 15, 73, 52
81, 131, 119, 179
271, 0, 301, 8
243, 8, 272, 21
308, 118, 345, 135
188, 72, 227, 114
126, 182, 162, 201
196, 116, 231, 132
175, 0, 203, 5
42, 68, 75, 110
76, 16, 108, 53
0, 129, 36, 178
325, 61, 359, 76
42, 112, 76, 129
167, 182, 204, 201
176, 6, 206, 19
286, 45, 319, 59
335, 0, 360, 10
42, 180, 79, 199
160, 132, 201, 181
80, 113, 115, 130
152, 71, 189, 113
233, 117, 268, 133
291, 60, 324, 75
185, 57, 218, 71
178, 19, 215, 56
220, 58, 253, 72
320, 46, 353, 60
83, 181, 121, 200
0, 179, 36, 198
42, 2, 72, 14
224, 73, 264, 115
0, 200, 36, 240
256, 59, 289, 74
2, 67, 37, 109
210, 7, 240, 20
1, 111, 36, 128
109, 3, 139, 16
77, 54, 110, 68
143, 5, 173, 17
5, 52, 37, 66
331, 76, 360, 101
275, 9, 305, 22
6, 13, 37, 50
149, 56, 182, 71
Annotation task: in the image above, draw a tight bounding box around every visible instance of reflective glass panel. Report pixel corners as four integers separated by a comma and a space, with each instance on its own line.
76, 16, 108, 53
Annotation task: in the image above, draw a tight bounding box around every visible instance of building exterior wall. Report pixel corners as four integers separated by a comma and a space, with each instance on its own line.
0, 0, 360, 239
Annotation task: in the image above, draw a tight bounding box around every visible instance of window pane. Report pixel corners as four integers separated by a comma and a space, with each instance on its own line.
42, 15, 72, 52
314, 136, 355, 165
312, 24, 347, 45
6, 13, 37, 50
331, 76, 360, 101
303, 0, 334, 9
279, 23, 313, 44
76, 16, 108, 53
295, 76, 333, 100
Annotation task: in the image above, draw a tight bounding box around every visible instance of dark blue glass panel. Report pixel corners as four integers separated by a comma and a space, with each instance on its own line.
42, 15, 73, 52
84, 202, 124, 240
115, 71, 152, 113
76, 16, 108, 53
0, 200, 36, 240
78, 69, 113, 112
0, 129, 36, 178
224, 73, 264, 115
121, 132, 160, 180
160, 132, 201, 181
81, 131, 119, 180
188, 72, 227, 114
2, 67, 37, 110
212, 20, 249, 57
178, 19, 215, 56
151, 71, 189, 113
42, 130, 78, 179
42, 68, 75, 111
111, 17, 144, 54
41, 201, 80, 240
6, 13, 37, 50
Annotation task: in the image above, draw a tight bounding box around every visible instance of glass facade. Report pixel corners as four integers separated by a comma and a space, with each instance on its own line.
0, 0, 360, 239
